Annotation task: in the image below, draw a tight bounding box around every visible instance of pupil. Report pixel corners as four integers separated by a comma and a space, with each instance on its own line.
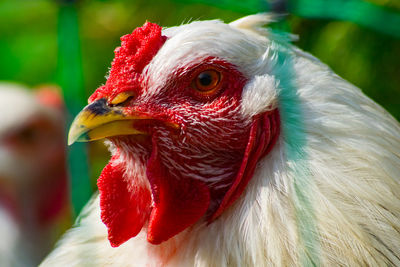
198, 72, 212, 86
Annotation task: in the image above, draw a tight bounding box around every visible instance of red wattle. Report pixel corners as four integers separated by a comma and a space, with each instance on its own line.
98, 157, 152, 247
210, 110, 280, 221
146, 136, 211, 244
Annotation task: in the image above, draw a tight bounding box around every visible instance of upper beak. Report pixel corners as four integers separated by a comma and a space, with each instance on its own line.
68, 98, 147, 145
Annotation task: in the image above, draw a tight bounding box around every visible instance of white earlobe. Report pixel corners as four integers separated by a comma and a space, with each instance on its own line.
240, 74, 279, 118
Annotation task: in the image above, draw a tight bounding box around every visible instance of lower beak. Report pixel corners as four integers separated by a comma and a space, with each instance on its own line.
68, 98, 146, 145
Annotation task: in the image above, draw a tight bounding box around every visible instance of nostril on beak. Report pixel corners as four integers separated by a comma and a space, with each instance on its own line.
108, 92, 135, 107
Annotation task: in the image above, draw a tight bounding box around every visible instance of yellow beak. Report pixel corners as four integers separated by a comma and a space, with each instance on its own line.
67, 98, 146, 145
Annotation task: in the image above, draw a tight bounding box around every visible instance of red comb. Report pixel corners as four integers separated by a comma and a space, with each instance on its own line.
89, 22, 167, 102
35, 86, 64, 111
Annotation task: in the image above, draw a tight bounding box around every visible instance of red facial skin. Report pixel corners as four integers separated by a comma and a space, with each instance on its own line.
91, 22, 280, 246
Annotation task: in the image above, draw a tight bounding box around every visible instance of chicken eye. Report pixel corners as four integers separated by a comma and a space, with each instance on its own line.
193, 69, 221, 93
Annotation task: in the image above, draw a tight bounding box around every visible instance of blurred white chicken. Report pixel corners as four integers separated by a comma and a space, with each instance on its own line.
0, 83, 71, 266
42, 14, 400, 266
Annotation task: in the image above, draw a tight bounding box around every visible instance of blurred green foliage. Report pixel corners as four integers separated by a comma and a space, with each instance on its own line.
293, 17, 400, 123
1, 0, 399, 190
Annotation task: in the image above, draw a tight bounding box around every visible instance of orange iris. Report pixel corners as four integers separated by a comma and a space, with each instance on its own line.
193, 69, 221, 94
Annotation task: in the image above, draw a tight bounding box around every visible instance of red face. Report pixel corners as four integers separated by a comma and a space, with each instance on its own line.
70, 22, 280, 246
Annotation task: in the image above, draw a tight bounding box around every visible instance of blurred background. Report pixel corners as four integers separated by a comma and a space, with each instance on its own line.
0, 0, 399, 265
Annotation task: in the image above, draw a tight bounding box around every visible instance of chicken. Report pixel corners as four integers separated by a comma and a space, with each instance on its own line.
0, 83, 71, 266
41, 14, 400, 266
